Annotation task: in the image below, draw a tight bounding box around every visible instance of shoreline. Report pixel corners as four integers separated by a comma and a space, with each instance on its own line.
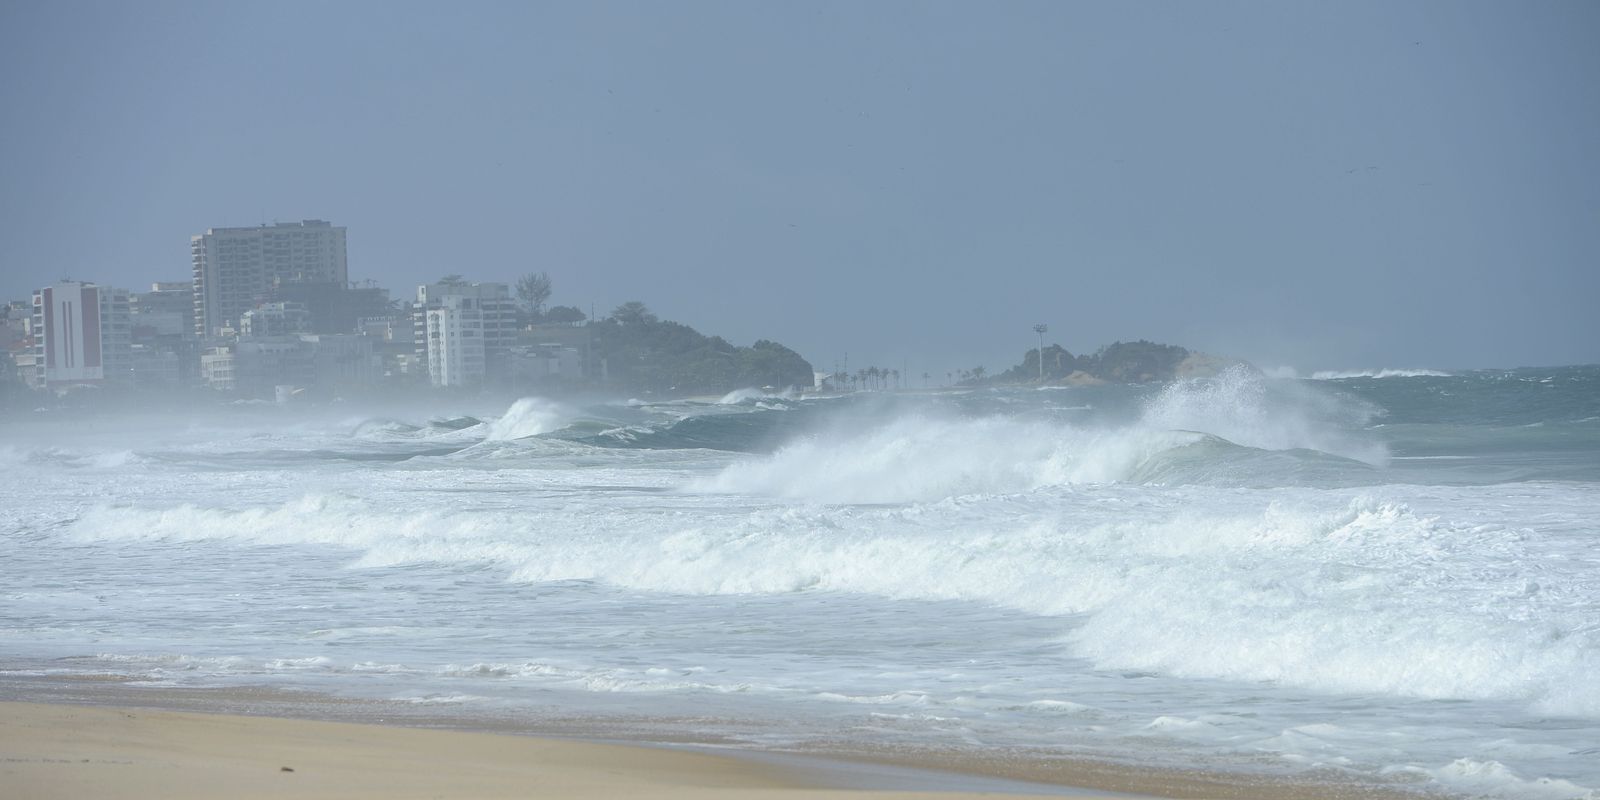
0, 678, 1434, 800
0, 700, 1096, 800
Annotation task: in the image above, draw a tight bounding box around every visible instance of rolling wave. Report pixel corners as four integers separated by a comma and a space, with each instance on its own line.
65, 486, 1600, 718
695, 368, 1388, 500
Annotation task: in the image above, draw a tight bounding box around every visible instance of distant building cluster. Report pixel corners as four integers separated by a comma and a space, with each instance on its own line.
1, 220, 588, 402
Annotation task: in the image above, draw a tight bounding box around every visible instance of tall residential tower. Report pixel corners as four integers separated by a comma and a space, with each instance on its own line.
191, 220, 347, 337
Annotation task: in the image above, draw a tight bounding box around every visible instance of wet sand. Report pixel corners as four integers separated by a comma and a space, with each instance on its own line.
0, 681, 1427, 800
1, 701, 1091, 800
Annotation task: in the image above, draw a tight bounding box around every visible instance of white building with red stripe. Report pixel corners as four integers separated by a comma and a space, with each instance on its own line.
31, 281, 132, 388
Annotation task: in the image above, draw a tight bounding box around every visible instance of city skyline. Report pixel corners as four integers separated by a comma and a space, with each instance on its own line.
3, 2, 1598, 376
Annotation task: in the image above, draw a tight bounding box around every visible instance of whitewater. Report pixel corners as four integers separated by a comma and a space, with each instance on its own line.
3, 366, 1598, 798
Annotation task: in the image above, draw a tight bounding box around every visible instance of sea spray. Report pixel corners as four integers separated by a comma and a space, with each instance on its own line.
485, 397, 570, 440
696, 367, 1388, 500
1141, 366, 1389, 465
691, 414, 1200, 502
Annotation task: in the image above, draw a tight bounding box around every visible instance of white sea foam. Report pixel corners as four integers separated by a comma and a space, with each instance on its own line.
691, 414, 1198, 502
1066, 496, 1600, 715
1386, 759, 1598, 800
1143, 367, 1387, 464
399, 693, 486, 705
64, 484, 1600, 718
485, 397, 569, 440
440, 661, 755, 693
1311, 368, 1452, 379
696, 368, 1384, 501
718, 387, 768, 404
93, 653, 253, 671
264, 656, 336, 671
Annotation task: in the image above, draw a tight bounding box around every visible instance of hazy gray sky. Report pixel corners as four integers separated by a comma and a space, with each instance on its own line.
2, 0, 1596, 376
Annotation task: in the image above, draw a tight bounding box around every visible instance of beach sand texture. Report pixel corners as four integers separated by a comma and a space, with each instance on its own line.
1, 701, 1080, 800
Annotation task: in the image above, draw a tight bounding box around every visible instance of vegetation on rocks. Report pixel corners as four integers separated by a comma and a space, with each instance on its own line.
588, 302, 814, 395
993, 339, 1245, 385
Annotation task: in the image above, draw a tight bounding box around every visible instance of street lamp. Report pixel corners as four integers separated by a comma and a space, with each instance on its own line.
1033, 324, 1048, 383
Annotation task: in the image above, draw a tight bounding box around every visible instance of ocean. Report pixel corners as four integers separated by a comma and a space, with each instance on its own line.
3, 365, 1597, 798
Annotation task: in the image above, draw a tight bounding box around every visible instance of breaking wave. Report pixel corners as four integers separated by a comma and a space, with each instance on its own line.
696, 368, 1385, 501
485, 397, 570, 440
64, 487, 1600, 718
1311, 368, 1452, 380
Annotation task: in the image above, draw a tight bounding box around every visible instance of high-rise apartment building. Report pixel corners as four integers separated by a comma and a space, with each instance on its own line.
412, 281, 517, 387
425, 302, 488, 387
31, 281, 132, 387
192, 220, 347, 337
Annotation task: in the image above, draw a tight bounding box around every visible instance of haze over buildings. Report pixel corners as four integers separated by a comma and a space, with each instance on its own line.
0, 218, 601, 401
1, 2, 1597, 376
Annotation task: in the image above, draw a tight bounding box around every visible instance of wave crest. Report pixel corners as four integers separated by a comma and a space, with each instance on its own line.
485, 397, 569, 440
1311, 369, 1452, 380
696, 368, 1386, 502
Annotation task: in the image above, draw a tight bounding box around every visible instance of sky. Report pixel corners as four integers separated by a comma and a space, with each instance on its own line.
1, 0, 1596, 378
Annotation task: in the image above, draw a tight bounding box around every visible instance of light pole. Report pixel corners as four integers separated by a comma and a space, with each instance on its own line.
1033, 324, 1048, 383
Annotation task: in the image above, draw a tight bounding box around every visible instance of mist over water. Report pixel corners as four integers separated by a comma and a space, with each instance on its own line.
4, 366, 1599, 798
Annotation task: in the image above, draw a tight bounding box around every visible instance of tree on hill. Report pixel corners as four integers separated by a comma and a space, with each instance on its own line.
543, 305, 587, 325
516, 272, 553, 315
997, 344, 1082, 383
741, 340, 812, 388
588, 309, 812, 394
994, 338, 1204, 384
1093, 340, 1190, 383
611, 301, 658, 326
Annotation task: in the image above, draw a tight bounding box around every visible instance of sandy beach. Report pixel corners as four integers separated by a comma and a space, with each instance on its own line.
2, 701, 1092, 800
0, 692, 1449, 800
